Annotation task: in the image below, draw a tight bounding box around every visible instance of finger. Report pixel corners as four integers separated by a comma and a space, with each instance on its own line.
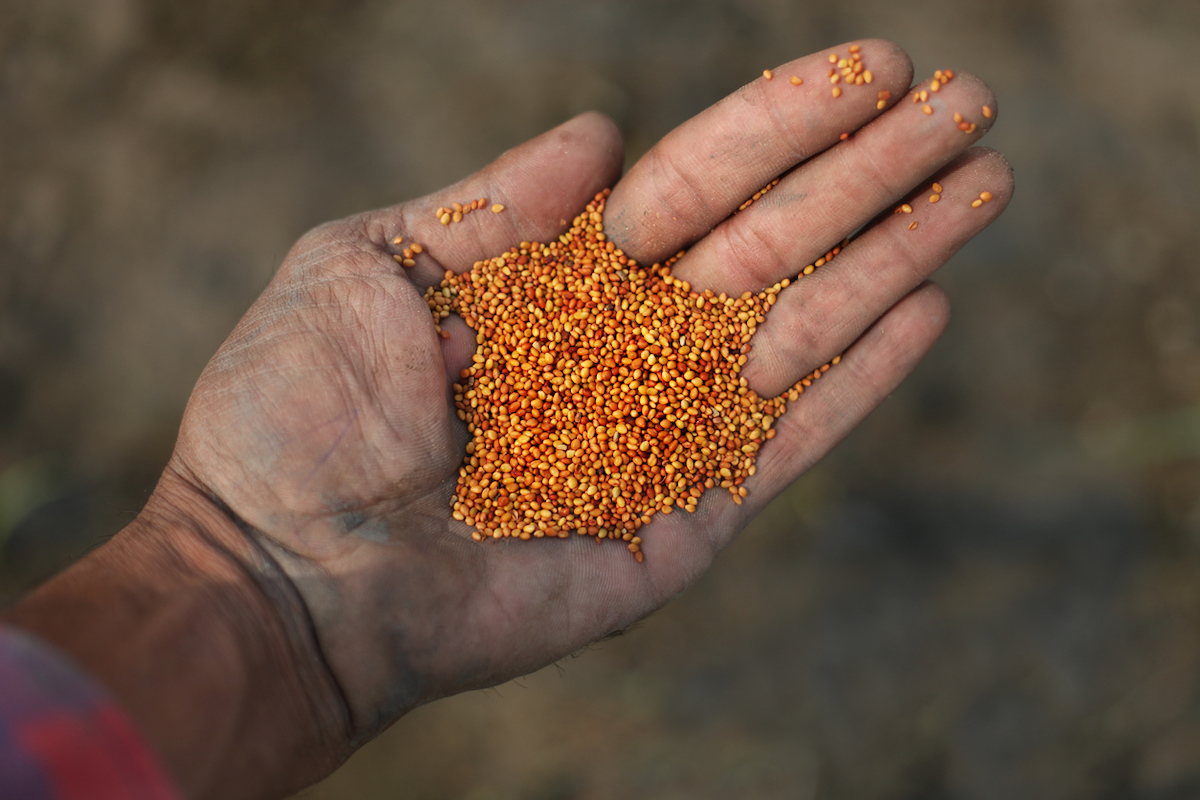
604, 40, 914, 266
742, 147, 1013, 397
748, 281, 950, 505
365, 112, 624, 286
673, 71, 999, 296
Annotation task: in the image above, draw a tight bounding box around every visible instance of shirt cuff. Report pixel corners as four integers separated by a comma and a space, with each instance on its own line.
0, 624, 181, 800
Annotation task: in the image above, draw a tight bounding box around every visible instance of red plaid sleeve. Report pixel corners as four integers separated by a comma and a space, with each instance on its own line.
0, 624, 181, 800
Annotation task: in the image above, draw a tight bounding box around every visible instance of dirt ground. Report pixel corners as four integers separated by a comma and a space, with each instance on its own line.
2, 1, 1200, 797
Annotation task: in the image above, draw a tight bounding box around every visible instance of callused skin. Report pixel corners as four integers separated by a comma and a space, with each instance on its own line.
4, 41, 1012, 800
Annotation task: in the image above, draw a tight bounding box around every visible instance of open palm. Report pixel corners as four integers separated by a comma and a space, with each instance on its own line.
169, 41, 1010, 752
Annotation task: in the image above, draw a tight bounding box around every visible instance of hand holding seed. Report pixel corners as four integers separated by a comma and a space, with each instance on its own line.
158, 39, 1011, 779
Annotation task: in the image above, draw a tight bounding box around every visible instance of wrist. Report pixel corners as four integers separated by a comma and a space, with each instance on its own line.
4, 465, 352, 800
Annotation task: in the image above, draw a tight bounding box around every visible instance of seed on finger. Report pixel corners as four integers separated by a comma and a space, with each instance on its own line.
392, 235, 403, 245
790, 75, 803, 85
763, 69, 774, 80
908, 220, 919, 230
832, 86, 842, 98
923, 104, 933, 115
982, 105, 993, 118
735, 177, 781, 213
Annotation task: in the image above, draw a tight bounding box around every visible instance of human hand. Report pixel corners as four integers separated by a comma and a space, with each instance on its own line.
160, 39, 1010, 789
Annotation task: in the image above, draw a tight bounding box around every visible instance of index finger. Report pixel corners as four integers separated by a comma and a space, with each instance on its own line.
604, 40, 914, 266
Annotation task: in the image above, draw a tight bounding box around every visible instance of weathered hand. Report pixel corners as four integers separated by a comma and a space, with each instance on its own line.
166, 39, 1010, 777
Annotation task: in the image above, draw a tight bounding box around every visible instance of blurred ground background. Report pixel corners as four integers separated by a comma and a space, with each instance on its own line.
2, 0, 1200, 797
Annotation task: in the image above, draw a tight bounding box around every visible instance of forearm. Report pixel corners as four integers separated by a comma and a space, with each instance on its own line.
1, 470, 351, 800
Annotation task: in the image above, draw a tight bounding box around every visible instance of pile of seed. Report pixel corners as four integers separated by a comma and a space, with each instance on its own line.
425, 189, 838, 559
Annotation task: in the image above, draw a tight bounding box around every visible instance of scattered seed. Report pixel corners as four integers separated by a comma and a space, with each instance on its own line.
982, 105, 992, 118
922, 104, 933, 115
440, 212, 451, 225
763, 69, 773, 80
953, 112, 963, 123
980, 191, 994, 202
971, 199, 983, 208
491, 204, 505, 213
929, 194, 940, 203
733, 178, 780, 214
908, 221, 919, 230
832, 86, 842, 98
828, 53, 837, 63
411, 243, 424, 254
790, 76, 802, 85
392, 235, 403, 245
930, 80, 941, 92
839, 132, 850, 141
848, 44, 861, 53
932, 182, 943, 193
403, 258, 416, 268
